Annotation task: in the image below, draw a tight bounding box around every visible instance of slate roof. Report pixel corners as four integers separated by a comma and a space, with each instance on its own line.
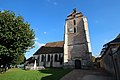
25, 57, 35, 65
104, 34, 120, 46
100, 34, 120, 56
34, 41, 64, 55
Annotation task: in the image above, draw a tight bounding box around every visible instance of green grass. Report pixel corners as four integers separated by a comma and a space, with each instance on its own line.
0, 68, 72, 80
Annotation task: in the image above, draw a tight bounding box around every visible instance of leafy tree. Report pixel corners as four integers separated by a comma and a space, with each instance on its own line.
0, 10, 35, 67
12, 53, 26, 65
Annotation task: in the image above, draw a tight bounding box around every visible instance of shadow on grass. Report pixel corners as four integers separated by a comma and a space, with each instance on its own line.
39, 68, 72, 80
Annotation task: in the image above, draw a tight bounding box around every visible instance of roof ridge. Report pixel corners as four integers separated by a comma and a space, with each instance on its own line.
115, 34, 120, 39
46, 41, 63, 44
67, 8, 82, 18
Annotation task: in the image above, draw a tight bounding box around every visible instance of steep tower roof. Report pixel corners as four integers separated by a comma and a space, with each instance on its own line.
66, 8, 83, 20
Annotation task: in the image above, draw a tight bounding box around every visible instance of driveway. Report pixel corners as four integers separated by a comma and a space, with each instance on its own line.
60, 69, 115, 80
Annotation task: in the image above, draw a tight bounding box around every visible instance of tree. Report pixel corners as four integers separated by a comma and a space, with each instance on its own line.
12, 53, 26, 65
0, 10, 35, 68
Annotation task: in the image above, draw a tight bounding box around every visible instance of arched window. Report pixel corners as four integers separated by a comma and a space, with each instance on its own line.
73, 20, 76, 25
48, 55, 50, 62
74, 27, 77, 33
59, 54, 61, 61
37, 56, 40, 65
60, 56, 63, 65
41, 55, 44, 62
37, 56, 40, 61
54, 54, 58, 62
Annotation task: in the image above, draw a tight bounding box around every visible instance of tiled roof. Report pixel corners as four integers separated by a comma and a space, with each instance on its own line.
45, 41, 63, 47
33, 41, 64, 55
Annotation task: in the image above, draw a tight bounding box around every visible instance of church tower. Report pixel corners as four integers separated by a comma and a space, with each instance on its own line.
64, 9, 92, 69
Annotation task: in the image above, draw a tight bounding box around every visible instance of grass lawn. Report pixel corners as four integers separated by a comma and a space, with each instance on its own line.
0, 68, 72, 80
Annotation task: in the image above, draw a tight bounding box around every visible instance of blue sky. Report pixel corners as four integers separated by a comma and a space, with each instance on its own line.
0, 0, 120, 59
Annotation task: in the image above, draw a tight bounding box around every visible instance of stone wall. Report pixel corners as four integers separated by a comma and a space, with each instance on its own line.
64, 12, 92, 68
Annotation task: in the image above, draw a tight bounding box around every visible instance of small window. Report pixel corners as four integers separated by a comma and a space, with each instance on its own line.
73, 20, 76, 25
60, 56, 63, 65
38, 56, 40, 61
59, 54, 61, 61
41, 55, 44, 62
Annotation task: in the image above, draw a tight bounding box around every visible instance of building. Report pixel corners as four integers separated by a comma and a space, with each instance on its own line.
33, 41, 64, 68
99, 34, 120, 80
24, 57, 35, 69
64, 8, 92, 69
26, 9, 92, 69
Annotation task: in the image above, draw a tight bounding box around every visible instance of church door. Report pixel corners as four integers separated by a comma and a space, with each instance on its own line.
75, 60, 81, 69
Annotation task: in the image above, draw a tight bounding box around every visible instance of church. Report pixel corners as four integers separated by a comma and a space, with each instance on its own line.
26, 9, 92, 69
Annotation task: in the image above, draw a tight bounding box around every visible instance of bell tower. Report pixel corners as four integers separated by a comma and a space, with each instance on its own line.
64, 9, 92, 68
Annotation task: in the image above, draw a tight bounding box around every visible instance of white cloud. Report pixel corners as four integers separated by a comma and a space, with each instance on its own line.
35, 28, 38, 31
53, 2, 57, 5
35, 37, 38, 40
47, 0, 50, 2
0, 8, 3, 11
104, 39, 111, 43
94, 20, 99, 24
104, 39, 108, 43
44, 32, 47, 34
0, 9, 4, 13
35, 41, 45, 47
